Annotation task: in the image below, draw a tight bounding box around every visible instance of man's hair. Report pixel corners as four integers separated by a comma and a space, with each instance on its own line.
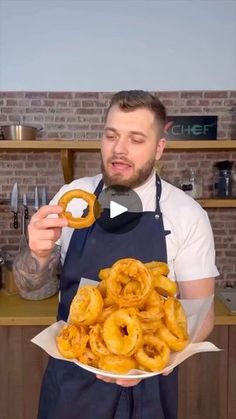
106, 90, 167, 136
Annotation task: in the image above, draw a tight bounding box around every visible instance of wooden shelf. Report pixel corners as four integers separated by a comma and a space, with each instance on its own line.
197, 199, 236, 208
0, 139, 236, 151
166, 140, 236, 150
0, 140, 101, 151
0, 139, 235, 183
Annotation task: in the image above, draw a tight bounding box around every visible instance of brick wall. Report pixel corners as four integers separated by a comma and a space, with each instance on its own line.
0, 91, 235, 286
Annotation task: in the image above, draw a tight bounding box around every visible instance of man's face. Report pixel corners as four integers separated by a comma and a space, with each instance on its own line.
101, 105, 166, 188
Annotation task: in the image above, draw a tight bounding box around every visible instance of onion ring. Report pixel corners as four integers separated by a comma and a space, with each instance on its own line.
56, 324, 88, 359
163, 297, 188, 340
97, 280, 107, 298
89, 324, 110, 357
58, 189, 101, 229
78, 344, 99, 368
103, 308, 142, 356
106, 258, 153, 307
97, 279, 114, 307
98, 267, 111, 282
69, 285, 104, 326
137, 290, 164, 321
152, 274, 177, 297
145, 261, 169, 276
98, 355, 136, 374
140, 319, 163, 334
96, 305, 118, 323
156, 321, 188, 351
135, 335, 170, 372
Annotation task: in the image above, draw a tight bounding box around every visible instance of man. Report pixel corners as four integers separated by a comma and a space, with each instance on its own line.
14, 90, 218, 419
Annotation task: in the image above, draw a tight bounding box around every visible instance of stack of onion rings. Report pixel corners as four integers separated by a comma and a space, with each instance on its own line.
56, 257, 189, 374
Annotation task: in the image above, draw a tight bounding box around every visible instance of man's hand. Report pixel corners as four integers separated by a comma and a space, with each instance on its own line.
28, 205, 68, 266
96, 374, 142, 387
162, 368, 174, 376
96, 366, 175, 387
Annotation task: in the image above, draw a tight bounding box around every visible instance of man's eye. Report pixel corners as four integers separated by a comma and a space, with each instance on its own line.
130, 137, 144, 144
105, 133, 116, 140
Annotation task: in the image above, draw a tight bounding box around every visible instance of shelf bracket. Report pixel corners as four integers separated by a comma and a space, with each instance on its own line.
60, 149, 73, 183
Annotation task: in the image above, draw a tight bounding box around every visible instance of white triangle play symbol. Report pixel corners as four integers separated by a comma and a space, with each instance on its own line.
110, 201, 128, 219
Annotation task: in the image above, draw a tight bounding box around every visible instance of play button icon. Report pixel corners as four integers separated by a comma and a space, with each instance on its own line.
96, 184, 143, 233
110, 201, 127, 218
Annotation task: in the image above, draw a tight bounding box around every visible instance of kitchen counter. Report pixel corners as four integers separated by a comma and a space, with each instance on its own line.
0, 289, 58, 326
0, 289, 235, 326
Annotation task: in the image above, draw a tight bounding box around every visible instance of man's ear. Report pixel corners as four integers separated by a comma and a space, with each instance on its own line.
155, 137, 166, 160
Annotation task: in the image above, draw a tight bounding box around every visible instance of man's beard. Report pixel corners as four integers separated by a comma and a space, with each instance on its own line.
101, 157, 156, 189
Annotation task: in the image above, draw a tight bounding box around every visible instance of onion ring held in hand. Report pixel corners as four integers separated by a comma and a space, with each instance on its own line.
69, 285, 104, 326
56, 324, 88, 359
135, 335, 170, 372
58, 189, 101, 229
106, 258, 153, 307
103, 309, 143, 356
98, 355, 137, 374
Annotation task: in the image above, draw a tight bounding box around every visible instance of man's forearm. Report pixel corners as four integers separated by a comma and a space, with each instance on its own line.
192, 303, 215, 342
13, 244, 61, 297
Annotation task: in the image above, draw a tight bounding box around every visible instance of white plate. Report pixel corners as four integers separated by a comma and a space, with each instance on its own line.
31, 309, 220, 381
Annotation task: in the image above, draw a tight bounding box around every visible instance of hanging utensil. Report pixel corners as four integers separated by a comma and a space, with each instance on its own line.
41, 187, 47, 206
10, 182, 19, 229
34, 186, 39, 212
23, 193, 29, 222
19, 211, 28, 250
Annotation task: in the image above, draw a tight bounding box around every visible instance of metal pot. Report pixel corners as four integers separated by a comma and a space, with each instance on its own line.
0, 124, 43, 140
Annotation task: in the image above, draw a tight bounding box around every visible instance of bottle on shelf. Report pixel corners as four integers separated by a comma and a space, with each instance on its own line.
180, 169, 203, 199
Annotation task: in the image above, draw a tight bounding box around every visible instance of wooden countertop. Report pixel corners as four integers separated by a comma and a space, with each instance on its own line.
0, 290, 58, 326
0, 290, 235, 326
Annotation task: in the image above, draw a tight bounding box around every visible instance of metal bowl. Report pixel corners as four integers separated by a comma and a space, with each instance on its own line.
0, 124, 42, 140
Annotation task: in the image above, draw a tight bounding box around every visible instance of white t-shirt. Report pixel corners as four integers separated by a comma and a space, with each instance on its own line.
50, 171, 219, 282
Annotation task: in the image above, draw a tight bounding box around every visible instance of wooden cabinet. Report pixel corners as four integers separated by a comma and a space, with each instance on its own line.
0, 324, 235, 419
178, 326, 229, 419
0, 326, 48, 419
228, 326, 236, 419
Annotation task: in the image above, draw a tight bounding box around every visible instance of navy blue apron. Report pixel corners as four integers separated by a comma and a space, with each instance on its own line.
38, 175, 178, 419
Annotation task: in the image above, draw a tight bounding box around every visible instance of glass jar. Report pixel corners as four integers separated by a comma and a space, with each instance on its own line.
180, 169, 203, 199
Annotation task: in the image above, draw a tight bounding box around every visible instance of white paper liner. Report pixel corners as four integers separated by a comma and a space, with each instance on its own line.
31, 281, 221, 380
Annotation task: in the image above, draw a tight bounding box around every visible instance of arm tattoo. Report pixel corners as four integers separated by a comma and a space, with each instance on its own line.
13, 243, 61, 299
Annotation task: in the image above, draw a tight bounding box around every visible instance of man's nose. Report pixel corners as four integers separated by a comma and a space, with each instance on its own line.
113, 137, 128, 154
